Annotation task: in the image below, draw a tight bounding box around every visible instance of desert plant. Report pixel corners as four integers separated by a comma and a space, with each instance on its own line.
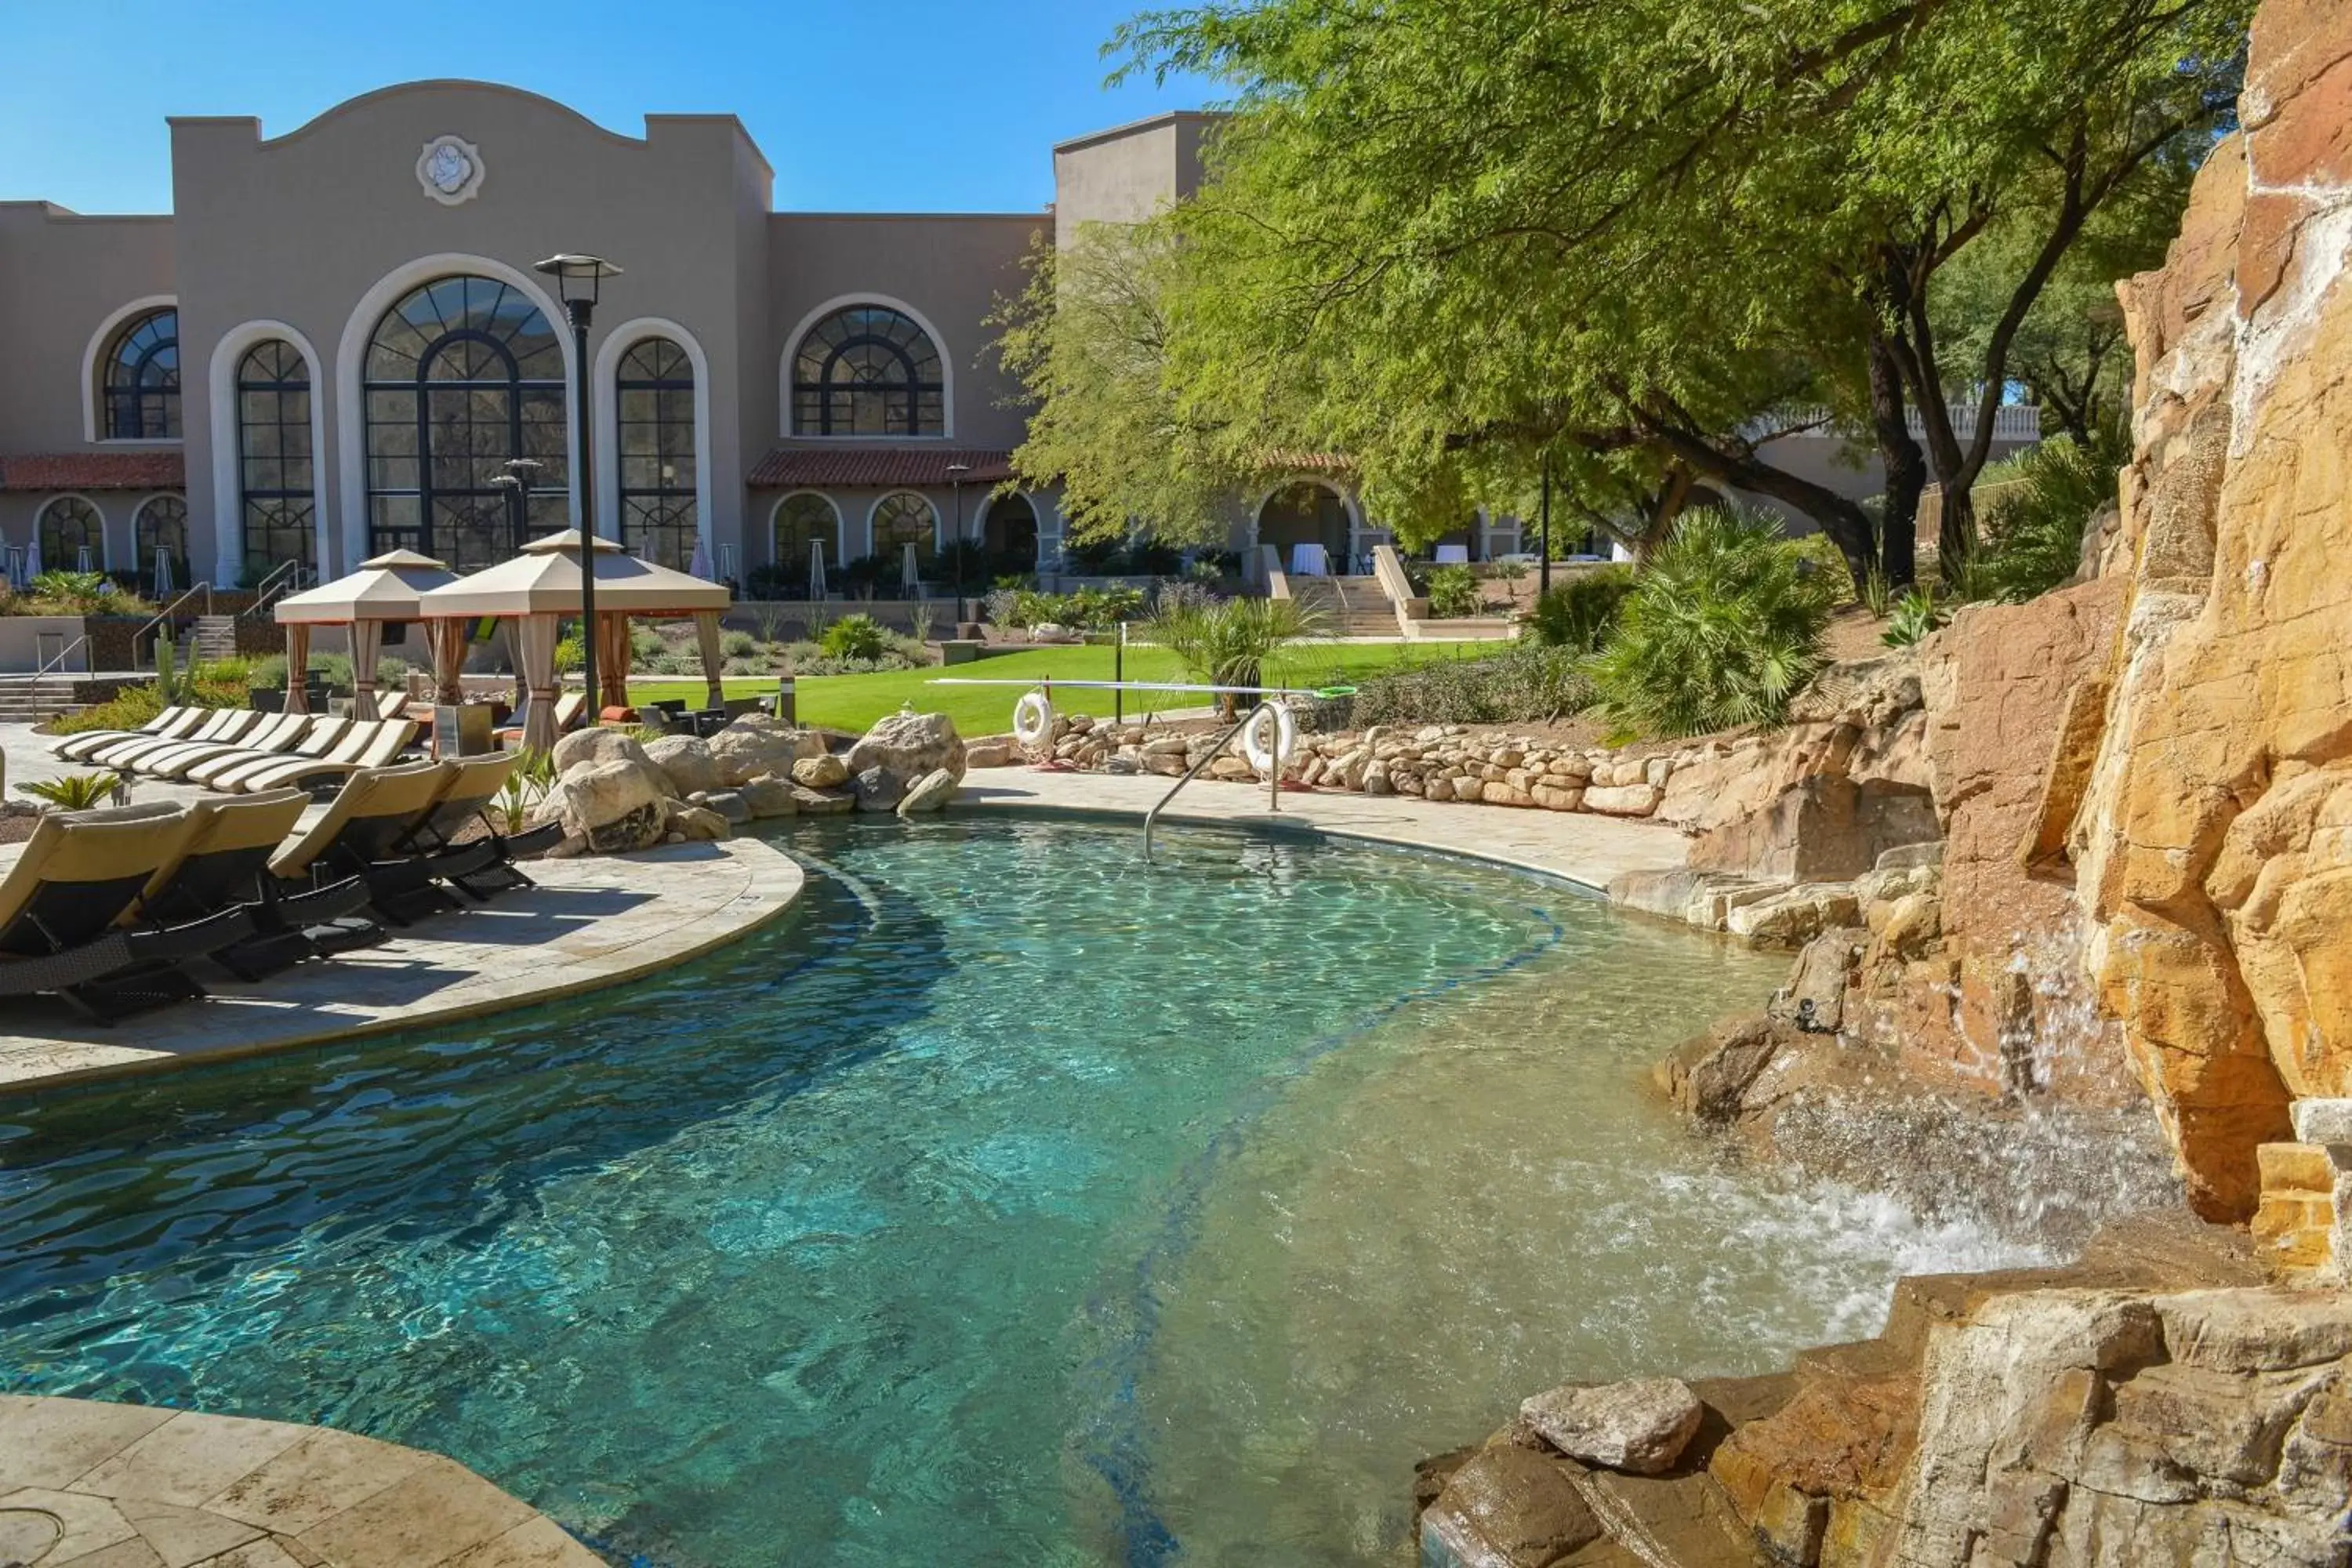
820, 613, 890, 662
1588, 506, 1836, 738
1489, 557, 1530, 583
1973, 435, 2114, 603
1142, 595, 1321, 718
720, 628, 759, 659
45, 683, 165, 736
752, 601, 789, 644
907, 603, 935, 644
1882, 588, 1947, 648
554, 633, 584, 674
982, 586, 1021, 626
1425, 564, 1482, 618
20, 771, 121, 811
1350, 644, 1595, 727
1857, 564, 1894, 617
1526, 567, 1635, 652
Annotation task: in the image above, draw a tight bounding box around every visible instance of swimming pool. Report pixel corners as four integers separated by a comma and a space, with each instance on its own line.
0, 818, 2042, 1565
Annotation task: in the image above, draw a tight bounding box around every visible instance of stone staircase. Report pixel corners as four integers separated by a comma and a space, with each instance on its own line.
1285, 574, 1404, 637
192, 614, 240, 662
0, 677, 82, 724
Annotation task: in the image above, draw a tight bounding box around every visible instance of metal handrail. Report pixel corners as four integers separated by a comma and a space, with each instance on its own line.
244, 559, 305, 617
13, 633, 91, 684
132, 583, 215, 668
1142, 698, 1288, 864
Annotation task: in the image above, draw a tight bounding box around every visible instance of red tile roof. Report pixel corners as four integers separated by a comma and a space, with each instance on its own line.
0, 451, 187, 492
746, 446, 1018, 489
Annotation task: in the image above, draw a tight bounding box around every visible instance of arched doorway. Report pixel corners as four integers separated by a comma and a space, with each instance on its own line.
980, 493, 1037, 574
1257, 481, 1350, 568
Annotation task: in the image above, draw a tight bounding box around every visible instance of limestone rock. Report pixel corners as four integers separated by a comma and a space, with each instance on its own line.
1581, 782, 1661, 817
789, 784, 855, 815
966, 739, 1015, 768
664, 800, 731, 842
699, 789, 753, 826
1519, 1378, 1704, 1475
1771, 927, 1864, 1033
708, 716, 826, 787
642, 735, 724, 798
1419, 1443, 1603, 1568
853, 765, 906, 811
792, 753, 850, 789
1654, 1015, 1784, 1122
1726, 884, 1863, 947
896, 768, 958, 815
845, 710, 967, 786
550, 726, 650, 775
739, 777, 797, 819
531, 757, 668, 854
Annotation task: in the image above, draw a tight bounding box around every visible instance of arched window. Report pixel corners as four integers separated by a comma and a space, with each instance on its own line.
870, 492, 938, 566
134, 495, 191, 592
37, 497, 105, 572
791, 306, 943, 437
980, 493, 1038, 572
365, 275, 567, 569
615, 337, 697, 569
238, 339, 317, 575
102, 309, 180, 439
772, 493, 840, 575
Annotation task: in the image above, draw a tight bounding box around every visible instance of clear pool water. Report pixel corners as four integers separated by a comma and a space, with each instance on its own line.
0, 818, 2042, 1565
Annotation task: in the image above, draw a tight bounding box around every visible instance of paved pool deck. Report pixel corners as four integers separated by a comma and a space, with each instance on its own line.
955, 765, 1690, 891
0, 1394, 603, 1567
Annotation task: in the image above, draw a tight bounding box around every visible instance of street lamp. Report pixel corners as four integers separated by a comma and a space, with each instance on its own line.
490, 456, 543, 552
946, 462, 971, 628
535, 252, 622, 724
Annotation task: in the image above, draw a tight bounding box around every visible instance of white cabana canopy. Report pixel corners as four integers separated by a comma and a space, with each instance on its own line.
416, 531, 734, 752
270, 549, 459, 716
416, 530, 730, 619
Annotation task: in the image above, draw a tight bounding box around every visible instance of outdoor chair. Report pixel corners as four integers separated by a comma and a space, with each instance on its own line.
85, 707, 262, 771
269, 760, 496, 924
133, 710, 312, 780
181, 715, 351, 788
52, 705, 202, 762
134, 788, 381, 982
0, 803, 255, 1022
493, 690, 586, 748
220, 719, 422, 795
399, 753, 561, 901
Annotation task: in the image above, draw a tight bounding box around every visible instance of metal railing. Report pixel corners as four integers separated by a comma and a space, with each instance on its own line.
12, 633, 92, 684
1142, 698, 1288, 863
243, 559, 307, 618
132, 583, 215, 669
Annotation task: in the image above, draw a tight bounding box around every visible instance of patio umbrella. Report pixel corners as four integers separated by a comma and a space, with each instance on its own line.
901, 543, 920, 597
689, 536, 714, 582
151, 546, 176, 599
808, 541, 826, 603
24, 536, 42, 582
276, 548, 457, 716
5, 546, 23, 590
419, 530, 731, 750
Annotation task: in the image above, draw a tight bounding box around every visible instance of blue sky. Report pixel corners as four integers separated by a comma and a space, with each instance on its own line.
2, 1, 1218, 215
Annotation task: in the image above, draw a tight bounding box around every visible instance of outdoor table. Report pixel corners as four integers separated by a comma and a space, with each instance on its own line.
1290, 542, 1330, 575
1433, 544, 1471, 564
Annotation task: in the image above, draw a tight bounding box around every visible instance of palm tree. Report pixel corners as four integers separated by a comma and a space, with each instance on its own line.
1142, 596, 1323, 720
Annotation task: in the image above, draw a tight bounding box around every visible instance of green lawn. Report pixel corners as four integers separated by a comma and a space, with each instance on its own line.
626, 639, 1473, 735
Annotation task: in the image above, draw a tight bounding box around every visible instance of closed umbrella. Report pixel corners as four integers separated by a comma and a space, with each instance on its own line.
24, 536, 42, 582
689, 535, 714, 582
808, 541, 826, 602
151, 546, 176, 598
901, 543, 920, 597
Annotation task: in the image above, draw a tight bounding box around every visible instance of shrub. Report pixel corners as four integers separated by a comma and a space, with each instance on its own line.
1425, 564, 1482, 618
554, 634, 583, 674
1488, 557, 1530, 583
820, 613, 889, 662
720, 629, 759, 659
1350, 645, 1595, 727
1588, 506, 1835, 738
1142, 596, 1320, 718
18, 771, 121, 811
1526, 568, 1635, 652
1973, 436, 2114, 602
45, 683, 164, 735
632, 626, 668, 665
1127, 539, 1184, 575
982, 587, 1021, 626
1881, 589, 1946, 648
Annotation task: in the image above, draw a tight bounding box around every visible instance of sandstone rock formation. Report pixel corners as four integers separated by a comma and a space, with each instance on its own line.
641, 734, 724, 798
844, 710, 967, 788
706, 714, 826, 787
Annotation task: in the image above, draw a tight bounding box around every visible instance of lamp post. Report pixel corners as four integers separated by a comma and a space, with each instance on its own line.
946, 462, 971, 628
535, 252, 622, 724
491, 457, 543, 552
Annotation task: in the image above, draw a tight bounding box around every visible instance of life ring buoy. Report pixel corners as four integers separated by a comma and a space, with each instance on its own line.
1013, 690, 1055, 750
1239, 702, 1297, 775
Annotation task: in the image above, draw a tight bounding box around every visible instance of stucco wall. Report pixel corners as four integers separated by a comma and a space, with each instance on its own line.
0, 205, 177, 456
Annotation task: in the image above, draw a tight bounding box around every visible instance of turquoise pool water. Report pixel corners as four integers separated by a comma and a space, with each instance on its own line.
0, 818, 2039, 1565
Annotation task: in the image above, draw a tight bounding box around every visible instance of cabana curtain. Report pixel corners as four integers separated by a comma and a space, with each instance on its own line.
430, 618, 468, 706
517, 613, 562, 754
350, 620, 384, 714
284, 625, 311, 714
694, 612, 724, 713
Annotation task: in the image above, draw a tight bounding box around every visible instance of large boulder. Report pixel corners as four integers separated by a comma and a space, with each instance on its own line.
643, 735, 724, 797
790, 784, 855, 816
1519, 1378, 1704, 1476
844, 710, 967, 789
550, 726, 651, 775
663, 800, 731, 842
853, 765, 906, 812
707, 714, 826, 786
739, 777, 798, 819
792, 753, 849, 789
1419, 1442, 1603, 1568
896, 767, 958, 815
531, 757, 669, 854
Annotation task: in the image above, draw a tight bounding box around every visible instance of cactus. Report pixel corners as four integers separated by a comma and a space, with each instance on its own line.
154, 627, 183, 706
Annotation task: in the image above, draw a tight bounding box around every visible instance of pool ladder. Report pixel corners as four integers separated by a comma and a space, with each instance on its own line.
1142, 699, 1287, 864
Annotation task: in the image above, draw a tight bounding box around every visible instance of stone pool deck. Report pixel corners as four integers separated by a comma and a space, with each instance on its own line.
0, 1394, 601, 1566
956, 767, 1690, 890
0, 837, 802, 1097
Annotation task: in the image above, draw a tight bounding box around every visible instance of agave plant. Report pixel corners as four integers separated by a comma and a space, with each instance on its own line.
490, 749, 557, 835
1588, 506, 1836, 739
1142, 595, 1323, 719
20, 771, 122, 812
1881, 588, 1947, 648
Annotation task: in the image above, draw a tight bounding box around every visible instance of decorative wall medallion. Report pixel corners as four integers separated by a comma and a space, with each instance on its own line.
416, 135, 485, 205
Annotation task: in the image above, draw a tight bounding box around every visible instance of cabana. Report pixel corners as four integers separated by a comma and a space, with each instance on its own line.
272, 549, 458, 715
416, 530, 732, 752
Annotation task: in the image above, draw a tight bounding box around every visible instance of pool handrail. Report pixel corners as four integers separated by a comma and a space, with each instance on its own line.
1142, 697, 1289, 864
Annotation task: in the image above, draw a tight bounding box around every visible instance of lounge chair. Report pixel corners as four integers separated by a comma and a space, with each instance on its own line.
400, 753, 561, 900
494, 690, 586, 748
134, 789, 381, 982
85, 707, 263, 771
53, 706, 203, 762
270, 760, 494, 924
182, 715, 352, 789
0, 804, 254, 1022
133, 710, 312, 780
229, 719, 420, 794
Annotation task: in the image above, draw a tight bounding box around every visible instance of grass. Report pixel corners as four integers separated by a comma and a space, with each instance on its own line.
623, 640, 1464, 735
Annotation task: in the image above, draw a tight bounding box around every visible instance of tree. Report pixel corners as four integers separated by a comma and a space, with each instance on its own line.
1101, 0, 2247, 586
